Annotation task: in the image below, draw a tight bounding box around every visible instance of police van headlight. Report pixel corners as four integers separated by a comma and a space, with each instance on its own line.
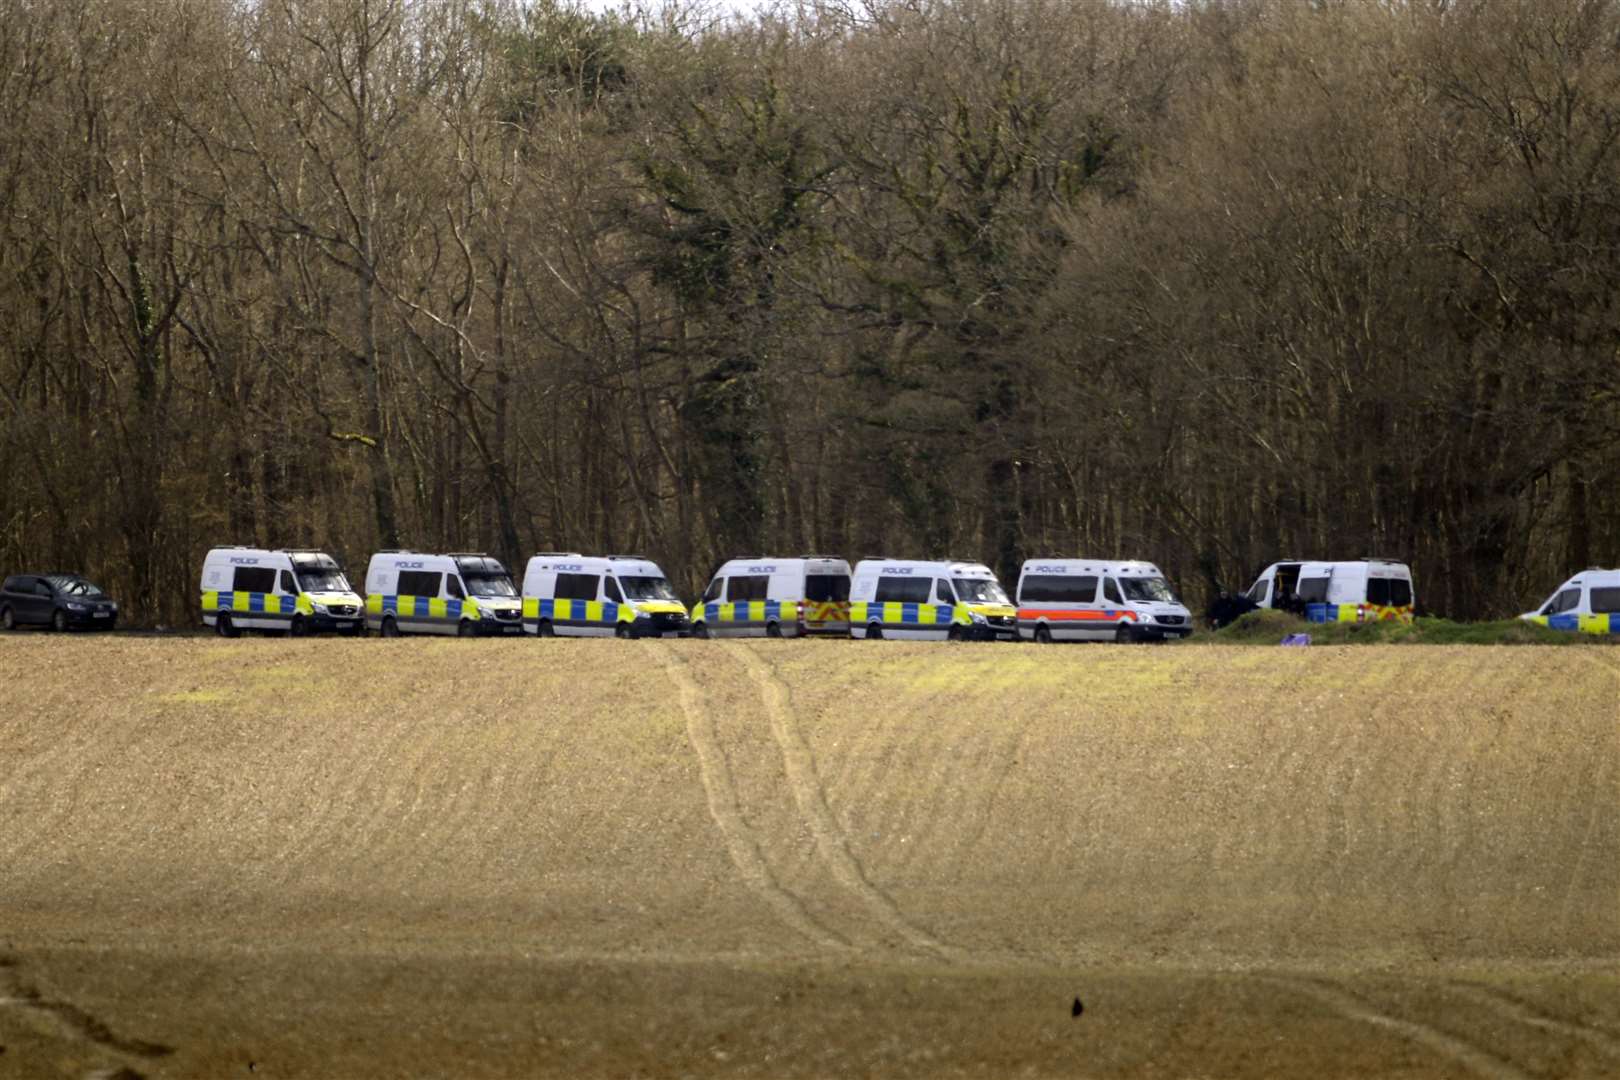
969, 610, 988, 624
310, 601, 329, 615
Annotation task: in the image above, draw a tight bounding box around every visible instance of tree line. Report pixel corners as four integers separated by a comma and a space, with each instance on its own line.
2, 0, 1617, 625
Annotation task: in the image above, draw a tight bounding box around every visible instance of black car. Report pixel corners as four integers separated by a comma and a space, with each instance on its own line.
0, 573, 119, 631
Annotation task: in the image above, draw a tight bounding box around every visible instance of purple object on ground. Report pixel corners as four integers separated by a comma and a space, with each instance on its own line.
1280, 633, 1312, 646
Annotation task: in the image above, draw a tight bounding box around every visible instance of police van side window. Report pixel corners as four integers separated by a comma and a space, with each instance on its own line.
446, 576, 465, 600
703, 578, 724, 603
805, 574, 850, 602
874, 576, 931, 603
1103, 578, 1124, 605
398, 570, 442, 597
935, 579, 956, 604
604, 577, 623, 603
556, 573, 599, 601
1591, 587, 1620, 614
233, 567, 277, 593
280, 570, 297, 594
727, 575, 769, 602
1548, 588, 1581, 615
1296, 577, 1330, 604
1019, 575, 1096, 603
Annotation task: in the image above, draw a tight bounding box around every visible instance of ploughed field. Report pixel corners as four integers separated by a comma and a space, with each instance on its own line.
1, 638, 1618, 1079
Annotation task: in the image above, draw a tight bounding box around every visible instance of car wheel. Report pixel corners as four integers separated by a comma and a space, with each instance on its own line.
1, 606, 13, 631
537, 619, 555, 638
52, 609, 68, 633
458, 620, 476, 638
380, 616, 400, 638
1036, 624, 1053, 644
217, 613, 239, 638
692, 622, 708, 640
1114, 623, 1134, 645
867, 623, 883, 640
766, 621, 783, 639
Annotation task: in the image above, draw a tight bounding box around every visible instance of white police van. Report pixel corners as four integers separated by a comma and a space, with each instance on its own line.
848, 558, 1017, 641
689, 556, 852, 638
521, 553, 688, 638
1520, 568, 1620, 635
364, 551, 524, 637
200, 546, 364, 637
1015, 558, 1192, 643
1244, 558, 1416, 623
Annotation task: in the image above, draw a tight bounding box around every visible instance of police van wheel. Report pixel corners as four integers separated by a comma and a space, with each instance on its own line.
1114, 623, 1134, 645
947, 625, 964, 642
288, 615, 309, 638
766, 621, 783, 639
380, 616, 400, 639
1, 606, 13, 631
537, 620, 554, 637
691, 622, 708, 640
1035, 624, 1053, 645
615, 624, 631, 639
866, 624, 883, 640
216, 614, 239, 638
458, 620, 476, 638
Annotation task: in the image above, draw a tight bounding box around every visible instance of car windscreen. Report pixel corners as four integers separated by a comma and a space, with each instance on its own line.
619, 575, 678, 601
952, 577, 1009, 604
463, 572, 516, 597
296, 569, 351, 593
1120, 577, 1177, 603
47, 575, 106, 598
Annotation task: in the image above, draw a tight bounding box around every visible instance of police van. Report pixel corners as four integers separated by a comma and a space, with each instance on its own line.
1520, 568, 1620, 634
200, 547, 365, 637
847, 558, 1017, 641
521, 553, 689, 638
364, 551, 524, 637
1015, 558, 1193, 643
689, 556, 852, 638
1243, 558, 1416, 623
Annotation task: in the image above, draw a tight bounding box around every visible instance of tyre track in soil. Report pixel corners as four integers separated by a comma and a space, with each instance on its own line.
655, 645, 854, 954
729, 642, 974, 965
1448, 982, 1620, 1060
0, 955, 172, 1072
1268, 975, 1535, 1080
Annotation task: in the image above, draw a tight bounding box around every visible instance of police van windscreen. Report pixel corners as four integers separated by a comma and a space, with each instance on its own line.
952, 578, 1009, 604
462, 571, 517, 597
805, 574, 850, 602
296, 568, 351, 593
619, 576, 679, 601
1120, 577, 1178, 604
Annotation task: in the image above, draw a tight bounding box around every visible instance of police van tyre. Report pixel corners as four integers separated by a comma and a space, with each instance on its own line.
458, 620, 476, 638
1035, 624, 1053, 644
216, 613, 240, 638
615, 624, 631, 640
947, 624, 964, 642
866, 623, 883, 640
1115, 623, 1135, 645
766, 621, 783, 639
537, 620, 555, 637
691, 622, 708, 639
52, 609, 68, 633
380, 615, 401, 639
288, 615, 309, 638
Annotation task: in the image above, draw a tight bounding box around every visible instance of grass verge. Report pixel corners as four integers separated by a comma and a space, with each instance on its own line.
1203, 608, 1613, 645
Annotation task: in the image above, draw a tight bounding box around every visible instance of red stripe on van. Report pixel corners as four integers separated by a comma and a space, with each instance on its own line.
1018, 608, 1137, 622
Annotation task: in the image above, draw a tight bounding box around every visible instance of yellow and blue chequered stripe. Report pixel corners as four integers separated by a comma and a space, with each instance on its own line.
202, 591, 306, 616
365, 594, 481, 622
1531, 613, 1620, 634
521, 598, 631, 626
1305, 603, 1414, 625
849, 601, 960, 627
696, 600, 800, 626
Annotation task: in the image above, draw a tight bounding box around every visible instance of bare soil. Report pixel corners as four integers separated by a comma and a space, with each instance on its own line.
1, 637, 1617, 1078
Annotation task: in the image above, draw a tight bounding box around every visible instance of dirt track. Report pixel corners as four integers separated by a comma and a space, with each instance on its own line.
1, 637, 1617, 1078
